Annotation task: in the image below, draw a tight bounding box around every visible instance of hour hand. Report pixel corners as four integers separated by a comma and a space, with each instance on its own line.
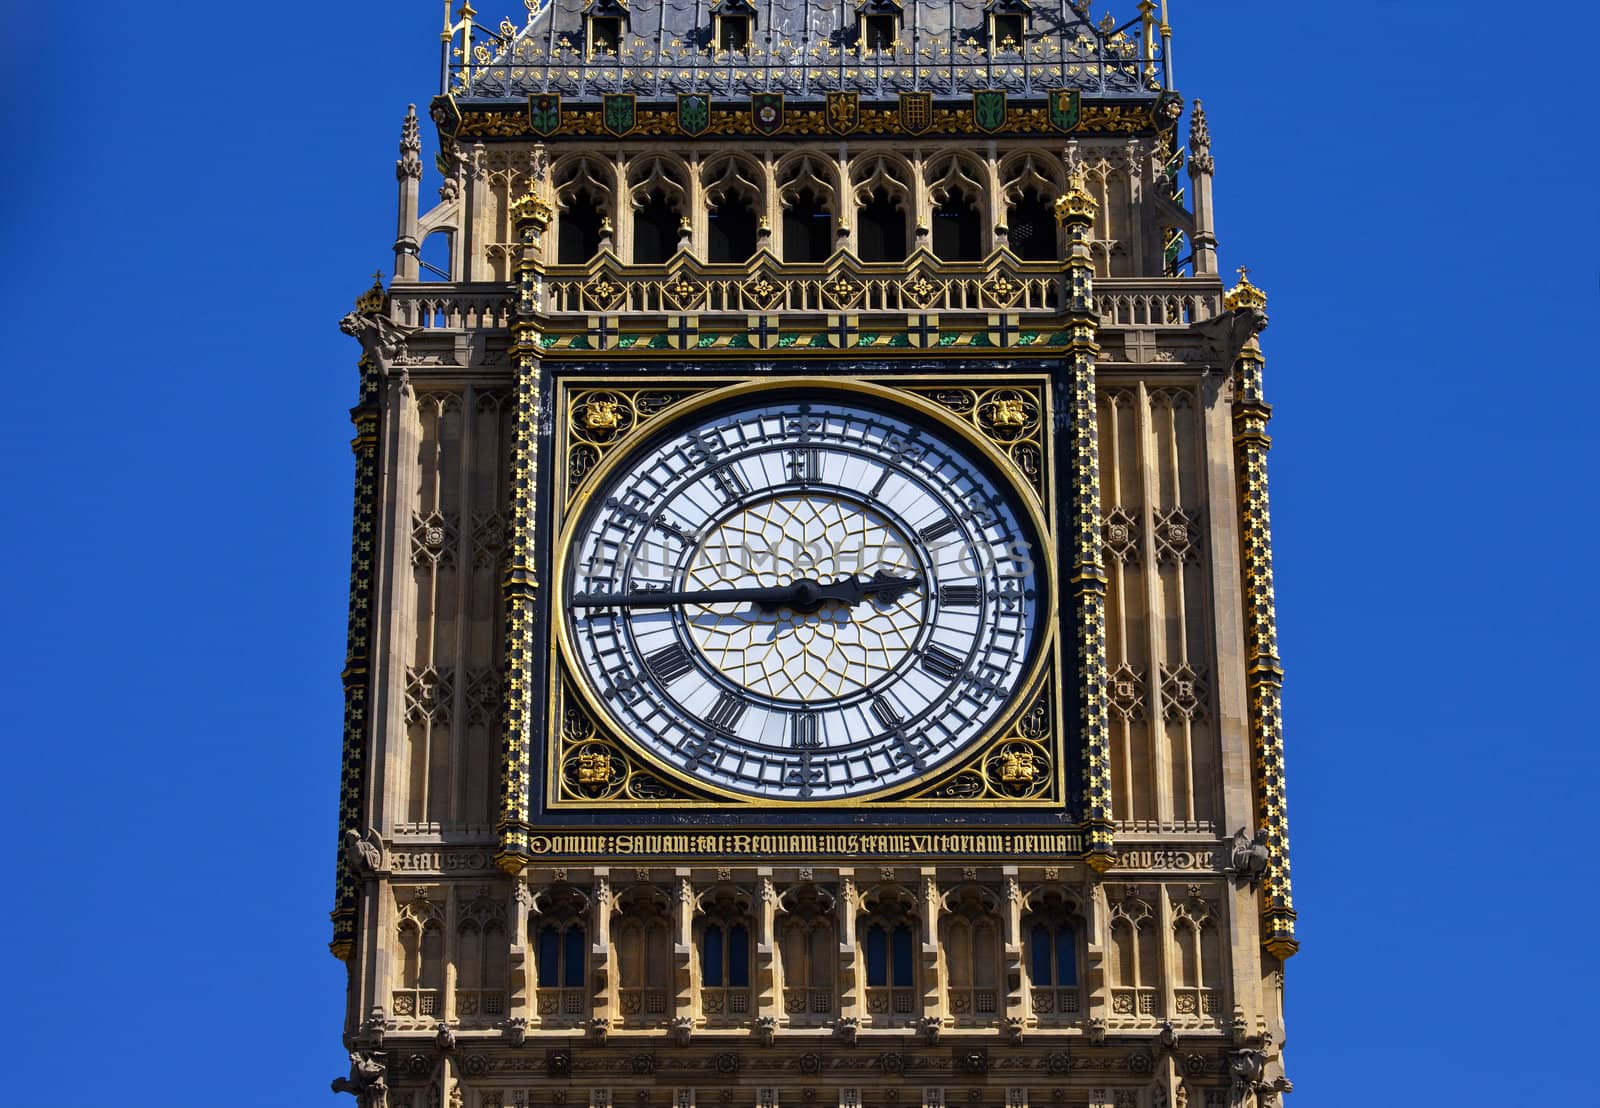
810, 570, 922, 608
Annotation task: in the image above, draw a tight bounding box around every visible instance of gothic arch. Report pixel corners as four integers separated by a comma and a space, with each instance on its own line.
850, 154, 914, 263
695, 884, 755, 1022
455, 891, 508, 1024
627, 155, 690, 265
924, 150, 990, 262
531, 884, 592, 1024
1108, 887, 1162, 1022
999, 150, 1066, 261
1022, 885, 1086, 1020
777, 882, 838, 1024
777, 152, 839, 264
859, 883, 920, 1023
613, 885, 673, 1025
1171, 891, 1225, 1024
394, 895, 445, 1025
702, 153, 765, 264
939, 883, 1003, 1023
554, 154, 616, 265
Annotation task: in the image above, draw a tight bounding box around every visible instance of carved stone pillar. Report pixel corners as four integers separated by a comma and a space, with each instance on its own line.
506, 879, 531, 1020
593, 873, 615, 1028
1187, 101, 1217, 275
673, 872, 696, 1023
837, 872, 861, 1020
393, 104, 422, 281
918, 870, 941, 1022
442, 882, 460, 1025
755, 872, 778, 1022
1000, 873, 1024, 1022
461, 142, 489, 282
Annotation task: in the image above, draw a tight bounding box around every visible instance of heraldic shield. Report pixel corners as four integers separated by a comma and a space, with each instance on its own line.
751, 92, 784, 135
603, 93, 636, 136
677, 93, 710, 137
973, 90, 1006, 133
826, 91, 860, 135
1048, 89, 1081, 132
529, 94, 561, 137
899, 91, 932, 134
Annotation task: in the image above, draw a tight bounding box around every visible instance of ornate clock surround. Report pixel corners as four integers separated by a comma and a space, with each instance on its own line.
538, 368, 1077, 827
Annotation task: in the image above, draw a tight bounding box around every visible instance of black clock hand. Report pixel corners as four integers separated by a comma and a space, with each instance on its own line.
572, 570, 921, 613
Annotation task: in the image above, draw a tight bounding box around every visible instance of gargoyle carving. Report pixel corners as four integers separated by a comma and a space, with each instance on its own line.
331, 1050, 388, 1108
1228, 828, 1270, 891
340, 309, 417, 372
344, 828, 383, 875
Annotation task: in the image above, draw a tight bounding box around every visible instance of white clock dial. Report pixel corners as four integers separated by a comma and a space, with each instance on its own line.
558, 384, 1050, 802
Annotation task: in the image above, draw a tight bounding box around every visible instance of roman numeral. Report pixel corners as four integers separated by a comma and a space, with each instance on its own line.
787, 448, 822, 484
871, 695, 903, 729
705, 691, 747, 733
710, 465, 748, 500
645, 643, 694, 682
920, 644, 964, 681
938, 583, 981, 607
918, 517, 959, 544
791, 711, 821, 749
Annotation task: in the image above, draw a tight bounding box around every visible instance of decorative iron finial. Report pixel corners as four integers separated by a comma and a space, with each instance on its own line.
1224, 266, 1268, 312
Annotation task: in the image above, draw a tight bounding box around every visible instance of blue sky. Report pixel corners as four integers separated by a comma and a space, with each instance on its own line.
3, 2, 1596, 1104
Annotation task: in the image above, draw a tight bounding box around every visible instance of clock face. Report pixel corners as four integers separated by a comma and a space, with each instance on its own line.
557, 382, 1051, 802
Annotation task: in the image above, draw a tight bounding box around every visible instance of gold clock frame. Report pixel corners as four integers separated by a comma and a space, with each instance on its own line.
545, 374, 1065, 810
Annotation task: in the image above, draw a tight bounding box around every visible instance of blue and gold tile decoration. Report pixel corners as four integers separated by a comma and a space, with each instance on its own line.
1055, 175, 1115, 872
1227, 271, 1298, 959
329, 281, 385, 960
496, 189, 554, 875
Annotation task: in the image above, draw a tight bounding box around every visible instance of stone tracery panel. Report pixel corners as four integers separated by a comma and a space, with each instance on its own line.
397, 389, 510, 836
1098, 382, 1217, 833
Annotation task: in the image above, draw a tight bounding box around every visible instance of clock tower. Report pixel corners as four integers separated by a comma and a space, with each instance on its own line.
331, 3, 1297, 1107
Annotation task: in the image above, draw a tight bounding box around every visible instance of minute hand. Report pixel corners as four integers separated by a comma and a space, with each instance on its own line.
571, 571, 921, 612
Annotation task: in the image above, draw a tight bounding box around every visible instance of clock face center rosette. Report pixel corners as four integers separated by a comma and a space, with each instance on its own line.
679, 492, 933, 706
555, 378, 1056, 804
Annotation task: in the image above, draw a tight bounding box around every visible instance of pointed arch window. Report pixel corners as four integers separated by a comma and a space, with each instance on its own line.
699, 888, 754, 1022
1025, 887, 1085, 1020
1007, 187, 1059, 261
860, 886, 919, 1022
615, 887, 673, 1024
779, 884, 838, 1023
704, 157, 763, 264
1172, 893, 1225, 1021
1108, 889, 1162, 1020
455, 896, 508, 1023
942, 887, 1003, 1022
556, 158, 613, 265
393, 898, 445, 1024
530, 885, 591, 1024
